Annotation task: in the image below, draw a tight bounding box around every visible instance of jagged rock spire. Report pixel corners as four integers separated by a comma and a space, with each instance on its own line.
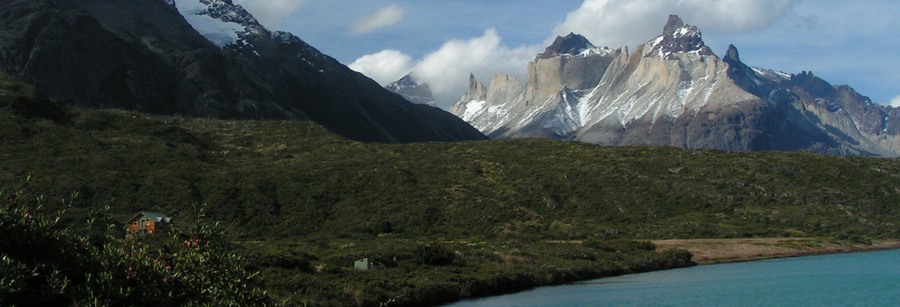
464, 73, 487, 102
724, 44, 741, 63
662, 14, 685, 36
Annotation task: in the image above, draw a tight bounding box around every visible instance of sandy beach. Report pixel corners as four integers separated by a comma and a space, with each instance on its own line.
652, 238, 900, 264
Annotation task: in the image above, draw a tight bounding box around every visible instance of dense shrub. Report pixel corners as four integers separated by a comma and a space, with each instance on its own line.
0, 183, 273, 306
583, 239, 656, 252
413, 244, 456, 266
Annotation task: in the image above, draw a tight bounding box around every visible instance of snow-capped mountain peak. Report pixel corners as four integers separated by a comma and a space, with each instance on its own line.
386, 74, 419, 91
385, 74, 437, 106
537, 33, 609, 60
169, 0, 322, 60
645, 15, 713, 59
171, 0, 260, 48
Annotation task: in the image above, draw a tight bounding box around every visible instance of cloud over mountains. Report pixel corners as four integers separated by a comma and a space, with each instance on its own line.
351, 5, 405, 35
348, 0, 802, 109
553, 0, 797, 49
348, 50, 413, 86
349, 30, 539, 108
891, 96, 900, 108
230, 0, 897, 109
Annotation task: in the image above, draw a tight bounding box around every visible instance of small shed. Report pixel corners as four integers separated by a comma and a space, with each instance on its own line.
354, 258, 373, 270
127, 211, 173, 236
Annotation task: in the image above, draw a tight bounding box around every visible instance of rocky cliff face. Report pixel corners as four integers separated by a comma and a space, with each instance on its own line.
450, 33, 620, 139
0, 0, 485, 143
451, 15, 899, 156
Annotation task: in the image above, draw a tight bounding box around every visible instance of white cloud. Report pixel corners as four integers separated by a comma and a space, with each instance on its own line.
412, 30, 540, 109
553, 0, 797, 49
232, 0, 305, 30
352, 5, 405, 35
350, 30, 539, 109
890, 95, 900, 108
348, 50, 414, 86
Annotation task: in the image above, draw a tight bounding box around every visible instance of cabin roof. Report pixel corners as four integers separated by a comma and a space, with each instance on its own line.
130, 211, 172, 223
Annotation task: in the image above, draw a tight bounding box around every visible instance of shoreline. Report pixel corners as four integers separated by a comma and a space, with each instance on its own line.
447, 238, 900, 306
445, 238, 900, 306
652, 237, 900, 264
448, 238, 900, 306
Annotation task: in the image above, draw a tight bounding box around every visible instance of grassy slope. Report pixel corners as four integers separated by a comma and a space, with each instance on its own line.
2, 72, 899, 305
4, 110, 898, 241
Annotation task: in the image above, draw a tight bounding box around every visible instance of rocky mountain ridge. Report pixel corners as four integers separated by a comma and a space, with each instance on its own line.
537, 32, 611, 59
385, 73, 436, 106
451, 15, 899, 156
0, 0, 485, 143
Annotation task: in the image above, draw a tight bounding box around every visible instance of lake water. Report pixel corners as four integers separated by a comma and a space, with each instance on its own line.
448, 249, 900, 306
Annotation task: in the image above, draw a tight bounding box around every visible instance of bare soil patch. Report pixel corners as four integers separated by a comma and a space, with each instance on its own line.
652, 238, 900, 264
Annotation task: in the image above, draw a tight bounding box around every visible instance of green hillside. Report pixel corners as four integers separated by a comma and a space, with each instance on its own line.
2, 72, 898, 305
3, 102, 897, 241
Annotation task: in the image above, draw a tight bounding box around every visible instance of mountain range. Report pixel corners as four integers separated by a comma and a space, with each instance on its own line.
447, 15, 899, 156
0, 0, 485, 143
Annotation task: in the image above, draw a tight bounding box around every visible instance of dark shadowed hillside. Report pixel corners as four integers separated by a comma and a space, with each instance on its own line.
0, 0, 485, 143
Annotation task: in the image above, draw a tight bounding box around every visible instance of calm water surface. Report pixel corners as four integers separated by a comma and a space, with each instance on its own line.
448, 249, 900, 306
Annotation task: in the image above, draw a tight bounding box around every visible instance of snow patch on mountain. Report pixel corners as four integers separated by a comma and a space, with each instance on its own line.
174, 0, 245, 47
577, 84, 602, 124
461, 100, 486, 121
751, 67, 791, 82
569, 46, 612, 58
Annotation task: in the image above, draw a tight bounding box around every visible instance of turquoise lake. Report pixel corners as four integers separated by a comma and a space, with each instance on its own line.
448, 249, 900, 306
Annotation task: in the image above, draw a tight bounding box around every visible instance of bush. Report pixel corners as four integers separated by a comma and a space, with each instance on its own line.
583, 239, 656, 252
0, 183, 274, 306
835, 231, 873, 245
413, 244, 456, 266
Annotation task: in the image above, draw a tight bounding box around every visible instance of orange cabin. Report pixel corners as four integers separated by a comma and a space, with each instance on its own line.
127, 211, 173, 236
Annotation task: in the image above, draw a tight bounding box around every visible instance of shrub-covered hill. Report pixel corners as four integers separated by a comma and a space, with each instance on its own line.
1, 71, 898, 242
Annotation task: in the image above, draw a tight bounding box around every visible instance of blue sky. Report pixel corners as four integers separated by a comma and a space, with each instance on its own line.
235, 0, 899, 109
263, 0, 580, 60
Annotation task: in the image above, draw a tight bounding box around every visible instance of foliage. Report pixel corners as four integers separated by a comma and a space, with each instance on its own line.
413, 244, 456, 266
239, 238, 693, 306
583, 239, 656, 252
4, 106, 898, 243
0, 72, 69, 122
2, 96, 897, 243
0, 181, 272, 306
